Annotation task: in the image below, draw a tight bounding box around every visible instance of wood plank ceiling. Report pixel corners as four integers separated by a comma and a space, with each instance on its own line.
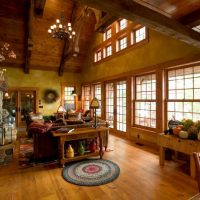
1, 0, 200, 75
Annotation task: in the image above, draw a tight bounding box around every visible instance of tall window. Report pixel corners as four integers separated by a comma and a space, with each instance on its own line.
117, 81, 126, 132
106, 83, 114, 128
135, 74, 156, 128
82, 85, 91, 111
167, 66, 200, 122
94, 84, 101, 117
63, 86, 76, 110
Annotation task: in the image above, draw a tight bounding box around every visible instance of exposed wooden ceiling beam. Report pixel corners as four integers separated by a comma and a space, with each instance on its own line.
180, 9, 200, 27
95, 14, 118, 32
74, 0, 200, 48
58, 3, 78, 76
24, 0, 34, 74
34, 0, 46, 17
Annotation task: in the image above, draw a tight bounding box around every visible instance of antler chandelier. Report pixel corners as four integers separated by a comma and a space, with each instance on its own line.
48, 13, 75, 40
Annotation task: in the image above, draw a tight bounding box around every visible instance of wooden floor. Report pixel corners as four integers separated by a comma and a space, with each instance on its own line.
0, 134, 198, 200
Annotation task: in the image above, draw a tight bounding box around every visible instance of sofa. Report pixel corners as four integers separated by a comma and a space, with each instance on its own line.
27, 118, 110, 162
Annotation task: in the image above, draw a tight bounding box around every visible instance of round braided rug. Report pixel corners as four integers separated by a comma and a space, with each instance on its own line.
62, 159, 120, 186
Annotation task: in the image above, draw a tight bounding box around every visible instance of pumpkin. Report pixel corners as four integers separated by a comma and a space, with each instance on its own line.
173, 127, 181, 136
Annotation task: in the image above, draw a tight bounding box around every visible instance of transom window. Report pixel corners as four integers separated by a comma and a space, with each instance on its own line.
119, 19, 127, 30
105, 45, 112, 57
167, 66, 200, 122
135, 74, 156, 128
136, 27, 146, 43
103, 28, 112, 41
116, 37, 127, 52
94, 19, 148, 63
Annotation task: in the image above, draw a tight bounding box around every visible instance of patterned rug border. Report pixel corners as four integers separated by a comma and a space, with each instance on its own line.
62, 159, 120, 186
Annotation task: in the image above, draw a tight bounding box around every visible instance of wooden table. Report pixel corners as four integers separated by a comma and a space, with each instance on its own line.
157, 134, 200, 178
52, 127, 108, 166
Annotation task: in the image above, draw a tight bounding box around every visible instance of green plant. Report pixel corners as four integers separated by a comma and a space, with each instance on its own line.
194, 120, 200, 132
181, 119, 194, 131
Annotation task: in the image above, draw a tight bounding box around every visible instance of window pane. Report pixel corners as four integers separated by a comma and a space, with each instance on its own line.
136, 27, 146, 43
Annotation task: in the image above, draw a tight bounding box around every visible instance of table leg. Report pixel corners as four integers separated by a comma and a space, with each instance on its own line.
159, 146, 165, 166
98, 131, 103, 159
190, 155, 196, 178
58, 137, 65, 167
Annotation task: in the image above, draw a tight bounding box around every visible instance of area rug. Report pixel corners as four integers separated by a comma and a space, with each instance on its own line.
18, 137, 34, 168
62, 159, 120, 186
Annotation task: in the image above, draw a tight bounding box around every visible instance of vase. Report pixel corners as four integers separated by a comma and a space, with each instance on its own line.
89, 140, 96, 153
66, 144, 74, 158
77, 141, 85, 155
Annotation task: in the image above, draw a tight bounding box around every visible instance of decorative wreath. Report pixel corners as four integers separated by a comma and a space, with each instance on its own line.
43, 88, 59, 104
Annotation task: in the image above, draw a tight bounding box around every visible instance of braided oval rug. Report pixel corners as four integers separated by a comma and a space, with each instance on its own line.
62, 159, 120, 186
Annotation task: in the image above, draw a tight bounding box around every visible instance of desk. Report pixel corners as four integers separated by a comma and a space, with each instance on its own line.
52, 127, 108, 166
157, 134, 200, 178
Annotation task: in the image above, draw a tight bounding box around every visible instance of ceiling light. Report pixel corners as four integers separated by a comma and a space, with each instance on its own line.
48, 12, 76, 40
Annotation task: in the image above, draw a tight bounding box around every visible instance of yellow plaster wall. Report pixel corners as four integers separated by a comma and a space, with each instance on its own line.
5, 68, 81, 115
81, 29, 200, 82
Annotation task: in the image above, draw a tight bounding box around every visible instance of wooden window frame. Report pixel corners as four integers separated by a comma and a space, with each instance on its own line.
93, 20, 148, 64
82, 85, 91, 111
92, 83, 102, 118
61, 84, 77, 110
133, 72, 157, 130
166, 66, 200, 125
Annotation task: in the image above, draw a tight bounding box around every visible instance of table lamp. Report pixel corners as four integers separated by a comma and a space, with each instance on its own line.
90, 97, 100, 128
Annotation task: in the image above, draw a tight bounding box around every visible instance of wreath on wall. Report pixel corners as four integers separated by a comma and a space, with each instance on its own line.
43, 88, 59, 104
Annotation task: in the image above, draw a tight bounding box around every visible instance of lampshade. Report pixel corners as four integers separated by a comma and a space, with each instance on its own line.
57, 105, 66, 113
71, 89, 77, 96
90, 97, 100, 109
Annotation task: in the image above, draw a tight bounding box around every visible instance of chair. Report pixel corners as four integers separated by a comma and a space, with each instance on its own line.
193, 152, 200, 192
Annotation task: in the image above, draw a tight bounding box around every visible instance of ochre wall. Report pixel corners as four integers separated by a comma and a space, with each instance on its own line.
81, 29, 200, 82
5, 68, 81, 115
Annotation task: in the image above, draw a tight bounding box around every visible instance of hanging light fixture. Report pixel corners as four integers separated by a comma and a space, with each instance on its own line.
48, 13, 76, 40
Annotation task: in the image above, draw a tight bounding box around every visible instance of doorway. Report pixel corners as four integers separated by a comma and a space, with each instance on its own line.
3, 88, 38, 127
105, 80, 127, 135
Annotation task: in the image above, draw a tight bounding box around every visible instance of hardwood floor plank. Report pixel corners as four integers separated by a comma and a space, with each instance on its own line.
0, 134, 198, 200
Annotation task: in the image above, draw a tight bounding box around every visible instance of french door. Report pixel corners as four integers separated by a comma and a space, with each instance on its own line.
3, 88, 38, 127
105, 80, 127, 135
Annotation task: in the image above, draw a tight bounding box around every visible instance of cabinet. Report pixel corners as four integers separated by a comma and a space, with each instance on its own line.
157, 134, 200, 178
52, 127, 108, 166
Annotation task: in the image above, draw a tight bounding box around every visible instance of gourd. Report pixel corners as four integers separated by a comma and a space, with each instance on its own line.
178, 130, 188, 139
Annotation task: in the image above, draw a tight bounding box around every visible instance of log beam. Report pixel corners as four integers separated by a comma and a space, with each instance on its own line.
180, 9, 200, 27
95, 14, 118, 33
74, 0, 200, 48
24, 0, 34, 74
34, 0, 46, 17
